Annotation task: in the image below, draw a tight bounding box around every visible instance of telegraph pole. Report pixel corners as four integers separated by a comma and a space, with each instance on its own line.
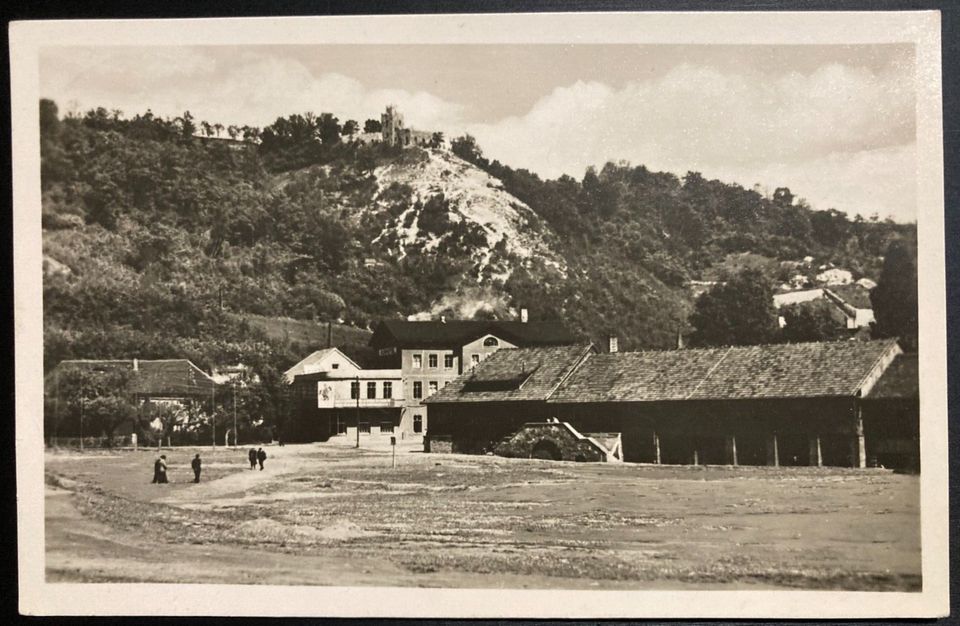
355, 375, 360, 449
233, 380, 238, 448
211, 384, 216, 450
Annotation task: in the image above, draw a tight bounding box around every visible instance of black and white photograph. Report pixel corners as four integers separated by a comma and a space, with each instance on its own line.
12, 10, 948, 619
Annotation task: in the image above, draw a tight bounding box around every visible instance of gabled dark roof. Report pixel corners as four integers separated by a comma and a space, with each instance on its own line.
548, 339, 901, 403
51, 359, 217, 396
369, 319, 580, 349
866, 353, 918, 399
827, 284, 874, 309
424, 344, 594, 404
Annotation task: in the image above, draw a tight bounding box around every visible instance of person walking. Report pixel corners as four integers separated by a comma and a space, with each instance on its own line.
256, 447, 266, 471
157, 455, 168, 484
191, 453, 202, 483
248, 447, 257, 469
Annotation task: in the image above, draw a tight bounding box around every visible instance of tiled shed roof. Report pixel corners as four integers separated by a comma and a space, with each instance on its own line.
548, 339, 901, 403
52, 359, 217, 396
424, 344, 594, 404
866, 353, 918, 399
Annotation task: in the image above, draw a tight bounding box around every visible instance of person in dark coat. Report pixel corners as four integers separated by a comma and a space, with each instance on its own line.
151, 456, 162, 483
248, 448, 257, 469
191, 454, 202, 483
157, 455, 168, 484
256, 447, 266, 471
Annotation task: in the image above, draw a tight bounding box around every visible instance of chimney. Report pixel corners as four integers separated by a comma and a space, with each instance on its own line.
520, 307, 528, 323
133, 358, 139, 371
608, 336, 619, 354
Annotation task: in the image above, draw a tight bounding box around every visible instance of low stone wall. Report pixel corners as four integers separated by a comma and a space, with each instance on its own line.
494, 422, 610, 462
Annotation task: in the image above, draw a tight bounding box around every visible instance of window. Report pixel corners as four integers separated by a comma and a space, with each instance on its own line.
380, 422, 394, 434
444, 354, 454, 369
412, 354, 422, 368
331, 363, 339, 369
428, 354, 438, 368
428, 381, 438, 396
413, 381, 422, 399
358, 422, 371, 434
367, 381, 377, 399
336, 415, 347, 434
383, 381, 392, 399
350, 381, 360, 399
483, 336, 499, 347
471, 354, 480, 367
413, 414, 423, 433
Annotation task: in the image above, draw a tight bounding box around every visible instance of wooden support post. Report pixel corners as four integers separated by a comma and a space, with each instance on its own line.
852, 402, 866, 468
691, 447, 699, 466
766, 434, 779, 467
808, 435, 822, 467
652, 432, 661, 464
725, 435, 738, 466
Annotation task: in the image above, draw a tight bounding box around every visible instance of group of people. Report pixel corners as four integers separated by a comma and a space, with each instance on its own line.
249, 447, 267, 470
151, 453, 203, 484
151, 446, 268, 484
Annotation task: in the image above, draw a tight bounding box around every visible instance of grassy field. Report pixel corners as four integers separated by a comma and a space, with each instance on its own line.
44, 442, 920, 590
240, 314, 371, 347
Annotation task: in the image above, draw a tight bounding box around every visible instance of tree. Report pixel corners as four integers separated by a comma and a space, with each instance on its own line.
52, 366, 137, 440
429, 131, 445, 149
871, 239, 918, 350
363, 118, 382, 133
201, 121, 213, 137
317, 113, 341, 145
213, 122, 224, 137
40, 99, 61, 139
689, 268, 779, 346
781, 299, 845, 343
341, 119, 359, 137
227, 124, 239, 140
179, 111, 197, 138
451, 134, 483, 164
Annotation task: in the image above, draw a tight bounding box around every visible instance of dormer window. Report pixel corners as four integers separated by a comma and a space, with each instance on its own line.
483, 337, 499, 347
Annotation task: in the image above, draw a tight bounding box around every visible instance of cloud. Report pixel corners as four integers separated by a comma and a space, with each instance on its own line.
39, 47, 917, 220
463, 63, 917, 220
40, 47, 465, 129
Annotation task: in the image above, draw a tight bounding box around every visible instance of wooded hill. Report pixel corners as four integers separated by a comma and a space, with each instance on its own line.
40, 101, 916, 382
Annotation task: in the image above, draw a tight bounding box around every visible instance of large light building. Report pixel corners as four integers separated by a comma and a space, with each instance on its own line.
287, 314, 580, 442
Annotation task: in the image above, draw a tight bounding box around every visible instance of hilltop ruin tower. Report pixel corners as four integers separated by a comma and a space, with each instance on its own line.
381, 105, 433, 148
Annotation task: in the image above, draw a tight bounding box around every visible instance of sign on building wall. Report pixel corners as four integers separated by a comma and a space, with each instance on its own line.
317, 382, 335, 408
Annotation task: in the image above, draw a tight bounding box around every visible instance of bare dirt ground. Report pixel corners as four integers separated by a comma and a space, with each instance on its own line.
44, 441, 921, 590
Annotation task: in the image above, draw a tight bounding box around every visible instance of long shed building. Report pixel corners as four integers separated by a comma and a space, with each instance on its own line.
424, 339, 918, 469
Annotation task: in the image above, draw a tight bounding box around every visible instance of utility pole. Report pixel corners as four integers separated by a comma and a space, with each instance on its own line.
211, 384, 216, 450
233, 380, 238, 448
79, 382, 84, 452
355, 375, 360, 449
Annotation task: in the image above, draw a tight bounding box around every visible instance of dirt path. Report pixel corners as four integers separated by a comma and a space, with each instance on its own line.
45, 444, 921, 590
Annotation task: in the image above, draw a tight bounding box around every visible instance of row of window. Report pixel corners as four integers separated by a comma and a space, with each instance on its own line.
411, 353, 484, 369
337, 415, 423, 434
350, 380, 394, 399
412, 353, 455, 369
346, 379, 454, 400
411, 380, 442, 399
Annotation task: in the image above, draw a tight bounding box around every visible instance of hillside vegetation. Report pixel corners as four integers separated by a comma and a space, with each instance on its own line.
40, 101, 915, 377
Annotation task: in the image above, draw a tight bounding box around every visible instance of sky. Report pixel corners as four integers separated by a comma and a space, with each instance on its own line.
40, 44, 917, 222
